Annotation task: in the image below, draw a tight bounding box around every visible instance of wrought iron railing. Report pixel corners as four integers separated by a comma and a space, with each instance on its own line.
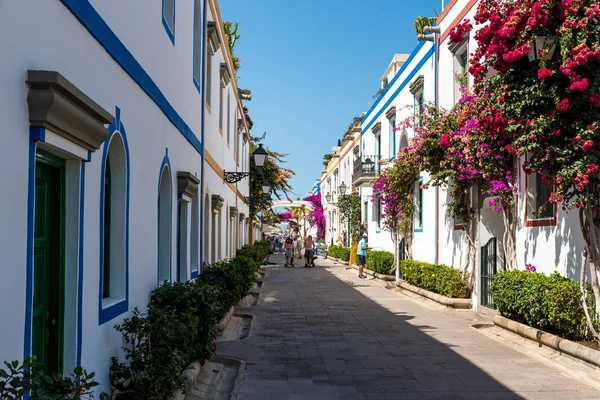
352, 155, 381, 183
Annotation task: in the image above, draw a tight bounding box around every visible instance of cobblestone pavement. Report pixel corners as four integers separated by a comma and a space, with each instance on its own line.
217, 253, 599, 399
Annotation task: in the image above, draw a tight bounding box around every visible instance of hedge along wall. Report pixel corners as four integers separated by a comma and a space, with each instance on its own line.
400, 260, 470, 298
492, 270, 599, 341
328, 245, 350, 261
366, 250, 394, 274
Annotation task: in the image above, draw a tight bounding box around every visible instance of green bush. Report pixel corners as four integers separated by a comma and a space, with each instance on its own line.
492, 270, 598, 340
111, 281, 220, 400
111, 244, 263, 399
401, 260, 469, 298
199, 256, 259, 320
253, 240, 270, 261
327, 245, 350, 261
366, 250, 394, 274
0, 357, 106, 399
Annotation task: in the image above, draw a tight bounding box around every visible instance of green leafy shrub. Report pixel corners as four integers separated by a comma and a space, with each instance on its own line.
253, 240, 270, 261
236, 241, 269, 264
0, 357, 106, 399
327, 245, 338, 258
492, 270, 598, 340
327, 245, 350, 261
338, 247, 350, 261
111, 244, 263, 399
366, 250, 394, 274
111, 281, 220, 400
401, 260, 469, 298
198, 256, 259, 320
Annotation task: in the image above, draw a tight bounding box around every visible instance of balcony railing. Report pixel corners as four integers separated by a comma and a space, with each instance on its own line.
352, 154, 381, 187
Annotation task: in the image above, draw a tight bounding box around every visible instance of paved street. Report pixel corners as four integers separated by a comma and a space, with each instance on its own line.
217, 254, 600, 400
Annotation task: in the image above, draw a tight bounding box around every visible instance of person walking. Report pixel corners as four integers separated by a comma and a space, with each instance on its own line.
284, 236, 294, 268
357, 232, 369, 278
296, 236, 303, 259
304, 235, 314, 267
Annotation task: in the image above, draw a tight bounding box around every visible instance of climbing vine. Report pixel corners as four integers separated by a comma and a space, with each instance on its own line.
338, 192, 361, 244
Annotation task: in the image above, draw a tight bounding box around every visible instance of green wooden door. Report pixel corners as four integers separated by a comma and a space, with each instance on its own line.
32, 152, 64, 374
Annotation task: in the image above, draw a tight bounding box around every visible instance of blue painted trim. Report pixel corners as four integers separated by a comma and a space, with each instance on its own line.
157, 149, 173, 284
98, 107, 131, 325
23, 128, 41, 365
162, 0, 176, 45
414, 176, 424, 233
58, 0, 202, 155
76, 162, 86, 366
199, 0, 207, 276
30, 126, 45, 142
361, 41, 426, 127
361, 46, 434, 135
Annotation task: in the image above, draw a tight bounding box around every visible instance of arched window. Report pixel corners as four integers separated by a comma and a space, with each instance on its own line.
400, 129, 409, 150
158, 165, 172, 284
100, 132, 128, 312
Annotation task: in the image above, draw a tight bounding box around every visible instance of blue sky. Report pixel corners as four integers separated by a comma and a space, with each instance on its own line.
219, 0, 444, 198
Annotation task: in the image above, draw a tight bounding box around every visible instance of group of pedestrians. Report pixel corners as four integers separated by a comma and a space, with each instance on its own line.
266, 234, 315, 268
267, 230, 372, 278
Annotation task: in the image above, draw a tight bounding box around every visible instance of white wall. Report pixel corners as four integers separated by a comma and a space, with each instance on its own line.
359, 41, 435, 257
0, 0, 249, 393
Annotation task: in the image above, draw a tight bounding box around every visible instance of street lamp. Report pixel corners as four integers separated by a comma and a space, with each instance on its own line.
325, 193, 332, 202
528, 36, 557, 62
253, 143, 267, 168
338, 182, 347, 194
262, 181, 271, 194
224, 143, 268, 183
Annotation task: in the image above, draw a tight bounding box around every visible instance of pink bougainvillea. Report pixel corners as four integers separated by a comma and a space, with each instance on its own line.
303, 193, 325, 239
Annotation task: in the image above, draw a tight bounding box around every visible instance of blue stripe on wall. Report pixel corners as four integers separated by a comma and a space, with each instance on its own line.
361, 41, 426, 126
58, 0, 202, 154
361, 47, 434, 135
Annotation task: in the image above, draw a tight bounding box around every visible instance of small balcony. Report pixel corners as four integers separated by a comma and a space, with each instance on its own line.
352, 154, 380, 187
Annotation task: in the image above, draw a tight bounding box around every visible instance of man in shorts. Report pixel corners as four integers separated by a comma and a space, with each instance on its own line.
284, 236, 294, 267
357, 232, 369, 278
304, 235, 314, 267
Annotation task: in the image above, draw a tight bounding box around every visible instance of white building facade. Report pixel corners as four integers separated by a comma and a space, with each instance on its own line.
321, 132, 360, 247
0, 0, 250, 392
357, 43, 436, 258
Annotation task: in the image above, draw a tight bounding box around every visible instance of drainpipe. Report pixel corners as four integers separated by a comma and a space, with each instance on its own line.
421, 25, 441, 264
199, 0, 208, 271
434, 31, 439, 265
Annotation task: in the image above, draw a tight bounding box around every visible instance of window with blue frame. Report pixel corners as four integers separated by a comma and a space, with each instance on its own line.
409, 75, 425, 128
414, 180, 423, 231
163, 0, 176, 44
389, 116, 396, 157
192, 0, 201, 89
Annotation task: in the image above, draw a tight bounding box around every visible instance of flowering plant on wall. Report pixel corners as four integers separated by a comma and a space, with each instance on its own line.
303, 193, 326, 239
449, 0, 600, 339
372, 147, 420, 261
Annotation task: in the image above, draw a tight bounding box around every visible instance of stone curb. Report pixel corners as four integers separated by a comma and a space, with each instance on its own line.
349, 264, 395, 281
216, 306, 236, 333
493, 315, 600, 369
328, 256, 349, 265
395, 280, 472, 309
